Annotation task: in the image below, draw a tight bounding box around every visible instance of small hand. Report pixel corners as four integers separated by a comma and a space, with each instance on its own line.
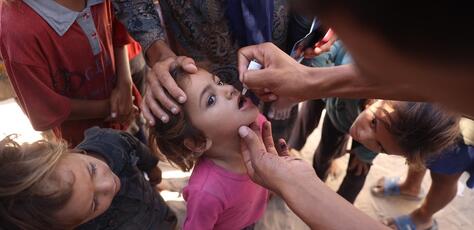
348, 154, 370, 176
109, 80, 133, 123
147, 166, 163, 186
301, 29, 337, 58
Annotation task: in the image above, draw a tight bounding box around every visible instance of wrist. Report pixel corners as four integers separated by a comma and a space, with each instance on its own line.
117, 77, 132, 90
145, 40, 176, 66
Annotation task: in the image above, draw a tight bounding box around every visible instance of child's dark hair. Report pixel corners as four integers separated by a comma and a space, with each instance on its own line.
148, 67, 206, 171
0, 136, 75, 230
383, 101, 460, 166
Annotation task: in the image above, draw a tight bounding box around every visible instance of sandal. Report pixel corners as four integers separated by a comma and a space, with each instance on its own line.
371, 177, 424, 201
388, 215, 438, 230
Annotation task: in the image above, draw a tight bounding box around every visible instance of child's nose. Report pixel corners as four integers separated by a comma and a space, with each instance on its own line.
357, 126, 375, 142
223, 85, 237, 99
96, 177, 115, 195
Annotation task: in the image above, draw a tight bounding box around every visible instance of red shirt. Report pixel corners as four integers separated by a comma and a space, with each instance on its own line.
0, 0, 135, 146
127, 39, 143, 60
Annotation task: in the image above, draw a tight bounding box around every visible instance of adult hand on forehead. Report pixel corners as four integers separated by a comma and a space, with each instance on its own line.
237, 43, 311, 104
239, 121, 317, 195
141, 56, 198, 126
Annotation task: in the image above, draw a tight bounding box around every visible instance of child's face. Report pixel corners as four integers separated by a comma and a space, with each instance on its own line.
53, 153, 120, 226
180, 69, 259, 145
349, 100, 404, 155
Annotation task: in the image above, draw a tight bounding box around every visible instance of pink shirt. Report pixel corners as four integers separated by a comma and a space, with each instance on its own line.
183, 157, 269, 230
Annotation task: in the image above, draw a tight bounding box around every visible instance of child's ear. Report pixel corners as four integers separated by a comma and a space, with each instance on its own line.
184, 138, 212, 156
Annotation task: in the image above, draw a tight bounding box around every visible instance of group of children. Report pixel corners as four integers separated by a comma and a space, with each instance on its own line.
0, 1, 473, 230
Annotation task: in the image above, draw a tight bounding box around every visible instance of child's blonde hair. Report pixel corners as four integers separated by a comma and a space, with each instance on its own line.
0, 136, 75, 230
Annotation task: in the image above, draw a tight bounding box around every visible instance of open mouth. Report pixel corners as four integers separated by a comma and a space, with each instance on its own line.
238, 95, 245, 109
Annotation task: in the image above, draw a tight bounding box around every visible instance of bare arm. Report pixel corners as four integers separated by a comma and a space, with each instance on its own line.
281, 174, 387, 230
238, 43, 427, 104
238, 122, 389, 230
304, 64, 427, 101
69, 99, 110, 120
110, 46, 134, 122
145, 40, 177, 66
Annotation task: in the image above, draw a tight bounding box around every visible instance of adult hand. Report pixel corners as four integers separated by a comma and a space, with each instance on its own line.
302, 29, 337, 58
238, 43, 311, 104
142, 56, 198, 125
239, 121, 317, 195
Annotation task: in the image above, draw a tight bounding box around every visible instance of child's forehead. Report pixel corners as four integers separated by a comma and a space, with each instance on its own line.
179, 69, 215, 89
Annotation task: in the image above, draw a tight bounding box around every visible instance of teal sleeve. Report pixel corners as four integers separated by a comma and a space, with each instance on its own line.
352, 145, 378, 163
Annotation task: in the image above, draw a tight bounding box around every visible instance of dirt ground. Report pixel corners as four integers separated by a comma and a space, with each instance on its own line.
1, 99, 473, 229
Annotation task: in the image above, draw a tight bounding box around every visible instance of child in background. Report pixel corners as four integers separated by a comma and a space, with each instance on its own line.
314, 99, 460, 204
148, 67, 268, 230
0, 0, 139, 146
0, 127, 177, 229
367, 118, 474, 230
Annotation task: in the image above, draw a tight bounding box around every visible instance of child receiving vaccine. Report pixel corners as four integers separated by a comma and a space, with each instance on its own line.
148, 67, 269, 230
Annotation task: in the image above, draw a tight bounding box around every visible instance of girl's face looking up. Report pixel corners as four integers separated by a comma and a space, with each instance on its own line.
53, 153, 120, 227
180, 69, 259, 146
350, 100, 404, 156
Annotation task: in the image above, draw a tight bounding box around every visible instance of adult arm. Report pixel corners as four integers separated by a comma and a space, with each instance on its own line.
238, 43, 426, 103
238, 122, 389, 229
112, 0, 198, 125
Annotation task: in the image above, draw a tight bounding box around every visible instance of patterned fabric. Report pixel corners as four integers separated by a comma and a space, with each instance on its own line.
112, 0, 166, 52
113, 0, 289, 80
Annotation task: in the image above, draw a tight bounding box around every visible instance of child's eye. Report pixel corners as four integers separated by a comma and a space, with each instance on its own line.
217, 80, 224, 86
370, 117, 377, 129
207, 95, 216, 107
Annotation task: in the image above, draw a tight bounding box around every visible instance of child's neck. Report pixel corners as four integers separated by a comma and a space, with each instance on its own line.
205, 143, 247, 174
55, 0, 87, 12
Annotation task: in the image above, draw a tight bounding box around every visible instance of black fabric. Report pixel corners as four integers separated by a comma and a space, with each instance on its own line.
313, 116, 371, 203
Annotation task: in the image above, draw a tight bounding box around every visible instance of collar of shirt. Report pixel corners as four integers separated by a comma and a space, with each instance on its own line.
23, 0, 104, 36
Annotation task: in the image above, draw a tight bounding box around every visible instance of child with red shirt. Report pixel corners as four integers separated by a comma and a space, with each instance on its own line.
0, 0, 138, 146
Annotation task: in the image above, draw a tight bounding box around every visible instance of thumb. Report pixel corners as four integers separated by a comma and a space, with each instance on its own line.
240, 138, 255, 177
239, 126, 266, 162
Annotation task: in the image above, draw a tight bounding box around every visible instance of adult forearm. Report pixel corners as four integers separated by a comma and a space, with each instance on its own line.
280, 177, 388, 230
69, 99, 110, 120
145, 40, 176, 66
304, 64, 427, 101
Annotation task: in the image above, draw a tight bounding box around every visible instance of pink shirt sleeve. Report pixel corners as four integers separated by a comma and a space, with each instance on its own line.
184, 189, 224, 230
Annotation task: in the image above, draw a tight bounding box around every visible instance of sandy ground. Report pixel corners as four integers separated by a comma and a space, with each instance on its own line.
1, 98, 473, 229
